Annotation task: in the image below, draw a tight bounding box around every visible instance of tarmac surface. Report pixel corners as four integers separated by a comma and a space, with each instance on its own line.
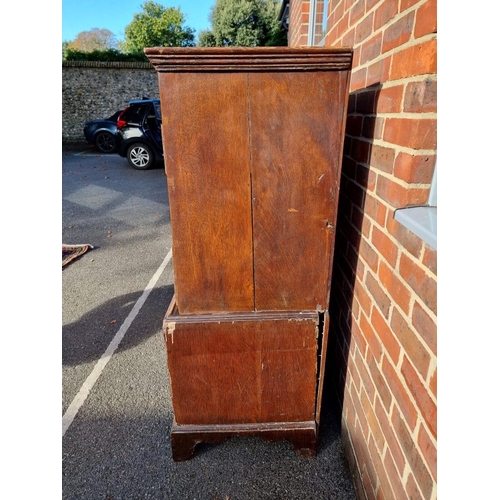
62, 144, 357, 500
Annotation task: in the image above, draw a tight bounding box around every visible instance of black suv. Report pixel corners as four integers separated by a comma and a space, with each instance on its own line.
115, 98, 163, 170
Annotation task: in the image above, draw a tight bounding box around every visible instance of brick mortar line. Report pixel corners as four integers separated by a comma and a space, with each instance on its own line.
354, 32, 436, 72
393, 346, 436, 419
368, 163, 433, 190
376, 411, 410, 497
416, 416, 437, 455
338, 4, 417, 45
348, 148, 436, 183
369, 225, 437, 319
383, 448, 407, 496
394, 234, 437, 280
367, 0, 430, 18
345, 137, 437, 160
341, 414, 368, 498
352, 74, 437, 89
373, 354, 436, 473
355, 281, 415, 372
411, 417, 437, 490
342, 157, 434, 194
393, 294, 436, 373
347, 125, 436, 151
430, 484, 437, 500
410, 301, 437, 346
363, 241, 432, 320
426, 358, 437, 391
352, 349, 365, 397
356, 140, 437, 161
366, 418, 388, 495
329, 2, 435, 55
347, 75, 437, 103
349, 339, 424, 495
356, 247, 437, 368
348, 207, 437, 326
401, 463, 411, 488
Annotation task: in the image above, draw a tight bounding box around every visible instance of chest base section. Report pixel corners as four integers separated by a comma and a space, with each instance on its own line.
163, 297, 328, 461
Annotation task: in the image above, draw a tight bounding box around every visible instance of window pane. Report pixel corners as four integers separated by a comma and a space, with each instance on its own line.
309, 0, 330, 46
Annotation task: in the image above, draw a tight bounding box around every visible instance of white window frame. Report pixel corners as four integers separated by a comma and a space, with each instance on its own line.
308, 0, 329, 47
394, 163, 437, 249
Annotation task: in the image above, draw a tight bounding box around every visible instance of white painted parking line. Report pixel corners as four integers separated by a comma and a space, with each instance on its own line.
62, 248, 173, 437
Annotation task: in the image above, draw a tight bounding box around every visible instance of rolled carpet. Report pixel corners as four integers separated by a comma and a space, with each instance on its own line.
62, 244, 94, 268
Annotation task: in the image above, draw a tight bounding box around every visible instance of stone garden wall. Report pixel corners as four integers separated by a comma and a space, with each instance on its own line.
62, 61, 159, 143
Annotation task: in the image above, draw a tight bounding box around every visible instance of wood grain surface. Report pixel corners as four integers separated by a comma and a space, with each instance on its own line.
249, 71, 349, 311
148, 48, 353, 460
164, 309, 320, 426
158, 66, 350, 313
159, 72, 255, 314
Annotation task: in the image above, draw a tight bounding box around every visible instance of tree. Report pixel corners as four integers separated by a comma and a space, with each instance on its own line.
62, 41, 69, 59
197, 30, 217, 47
200, 0, 287, 47
66, 28, 118, 52
122, 1, 195, 53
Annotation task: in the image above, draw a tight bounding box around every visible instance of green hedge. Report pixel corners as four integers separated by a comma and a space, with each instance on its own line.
64, 49, 148, 62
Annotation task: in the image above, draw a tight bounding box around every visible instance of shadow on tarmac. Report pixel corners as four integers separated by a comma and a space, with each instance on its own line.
62, 284, 174, 367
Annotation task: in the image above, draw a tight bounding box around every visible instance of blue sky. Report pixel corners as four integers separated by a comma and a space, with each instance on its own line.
62, 0, 214, 43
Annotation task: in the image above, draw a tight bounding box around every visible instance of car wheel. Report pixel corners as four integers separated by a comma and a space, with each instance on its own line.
127, 143, 155, 170
95, 131, 116, 153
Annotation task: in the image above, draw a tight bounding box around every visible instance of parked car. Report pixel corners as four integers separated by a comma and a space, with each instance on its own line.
83, 110, 122, 153
115, 99, 163, 170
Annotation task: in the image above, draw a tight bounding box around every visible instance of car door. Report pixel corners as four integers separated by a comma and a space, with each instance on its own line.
142, 102, 163, 154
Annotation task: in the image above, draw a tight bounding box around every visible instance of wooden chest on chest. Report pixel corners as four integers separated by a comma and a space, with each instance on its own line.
146, 47, 352, 461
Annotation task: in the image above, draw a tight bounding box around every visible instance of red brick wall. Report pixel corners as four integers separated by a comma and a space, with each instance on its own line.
289, 1, 437, 499
289, 0, 311, 46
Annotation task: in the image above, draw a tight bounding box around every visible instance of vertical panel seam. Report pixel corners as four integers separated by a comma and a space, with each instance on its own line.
247, 72, 257, 312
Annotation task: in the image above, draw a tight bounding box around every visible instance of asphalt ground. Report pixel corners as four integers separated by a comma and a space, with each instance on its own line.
61, 145, 357, 500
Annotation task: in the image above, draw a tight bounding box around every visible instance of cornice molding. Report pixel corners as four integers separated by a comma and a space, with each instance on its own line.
145, 47, 353, 72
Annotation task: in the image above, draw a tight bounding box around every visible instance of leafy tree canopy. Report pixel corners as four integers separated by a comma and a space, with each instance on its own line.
197, 29, 217, 47
122, 1, 195, 52
66, 28, 118, 52
199, 0, 287, 47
